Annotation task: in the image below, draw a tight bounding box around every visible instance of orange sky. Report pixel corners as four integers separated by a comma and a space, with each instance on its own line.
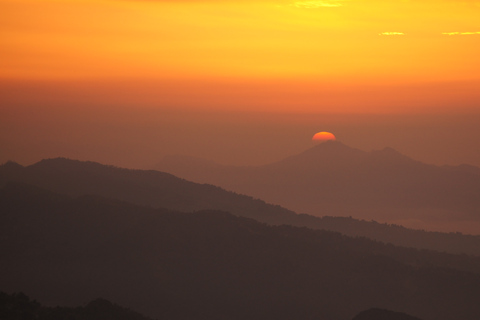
1, 0, 480, 168
1, 0, 480, 113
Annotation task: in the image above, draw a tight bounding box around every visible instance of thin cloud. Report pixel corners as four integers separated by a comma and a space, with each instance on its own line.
379, 32, 405, 36
442, 31, 480, 35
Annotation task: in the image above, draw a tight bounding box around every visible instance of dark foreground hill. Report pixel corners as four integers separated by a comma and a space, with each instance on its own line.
0, 158, 295, 223
0, 292, 420, 320
1, 183, 480, 320
2, 159, 480, 256
0, 291, 154, 320
156, 141, 480, 234
352, 308, 422, 320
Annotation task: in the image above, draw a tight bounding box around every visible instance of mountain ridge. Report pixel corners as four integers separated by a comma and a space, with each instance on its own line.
155, 141, 480, 234
2, 158, 480, 255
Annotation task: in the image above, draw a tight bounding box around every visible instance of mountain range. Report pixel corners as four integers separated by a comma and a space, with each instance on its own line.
155, 140, 480, 234
2, 183, 480, 320
2, 158, 480, 255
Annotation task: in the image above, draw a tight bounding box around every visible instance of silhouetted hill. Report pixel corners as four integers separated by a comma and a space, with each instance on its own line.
2, 158, 480, 256
294, 214, 480, 256
155, 141, 480, 234
0, 291, 154, 320
1, 183, 480, 320
0, 157, 295, 222
352, 308, 422, 320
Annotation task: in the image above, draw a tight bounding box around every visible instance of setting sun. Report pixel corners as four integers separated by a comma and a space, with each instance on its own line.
312, 132, 336, 142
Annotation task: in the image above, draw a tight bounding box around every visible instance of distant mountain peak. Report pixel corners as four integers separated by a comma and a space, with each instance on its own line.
298, 140, 362, 155
313, 139, 348, 148
300, 140, 365, 157
369, 146, 416, 164
268, 140, 365, 169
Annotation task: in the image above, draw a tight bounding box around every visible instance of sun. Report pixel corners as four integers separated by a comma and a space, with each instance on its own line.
312, 131, 336, 142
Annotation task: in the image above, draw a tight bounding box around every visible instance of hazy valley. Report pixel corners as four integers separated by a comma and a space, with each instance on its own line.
156, 141, 480, 234
2, 158, 480, 256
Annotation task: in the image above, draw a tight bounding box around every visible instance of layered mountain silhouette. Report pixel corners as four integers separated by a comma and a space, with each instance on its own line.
2, 158, 480, 256
156, 141, 480, 234
2, 183, 480, 320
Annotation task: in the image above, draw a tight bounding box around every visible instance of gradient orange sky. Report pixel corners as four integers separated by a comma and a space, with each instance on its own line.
2, 0, 480, 111
1, 0, 480, 167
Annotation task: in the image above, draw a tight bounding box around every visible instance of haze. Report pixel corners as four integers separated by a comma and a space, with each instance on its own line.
1, 0, 480, 169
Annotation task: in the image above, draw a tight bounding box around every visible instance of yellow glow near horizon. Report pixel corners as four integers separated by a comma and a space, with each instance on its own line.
1, 0, 479, 80
1, 0, 479, 113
